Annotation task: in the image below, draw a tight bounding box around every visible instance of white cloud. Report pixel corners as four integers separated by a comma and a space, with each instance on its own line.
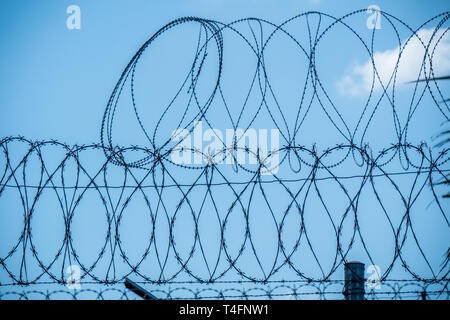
337, 28, 450, 96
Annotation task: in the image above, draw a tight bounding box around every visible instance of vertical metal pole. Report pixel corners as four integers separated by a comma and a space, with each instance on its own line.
421, 291, 427, 300
343, 261, 365, 300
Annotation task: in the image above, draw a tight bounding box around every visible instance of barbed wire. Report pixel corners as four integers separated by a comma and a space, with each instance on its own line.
1, 9, 449, 298
0, 281, 448, 300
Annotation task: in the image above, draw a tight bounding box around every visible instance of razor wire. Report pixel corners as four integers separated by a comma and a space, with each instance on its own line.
1, 9, 449, 298
0, 280, 448, 300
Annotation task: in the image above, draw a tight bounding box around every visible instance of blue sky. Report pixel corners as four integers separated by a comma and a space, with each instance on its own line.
0, 0, 449, 299
0, 0, 449, 142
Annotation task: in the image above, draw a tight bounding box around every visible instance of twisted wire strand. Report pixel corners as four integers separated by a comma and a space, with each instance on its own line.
0, 280, 448, 300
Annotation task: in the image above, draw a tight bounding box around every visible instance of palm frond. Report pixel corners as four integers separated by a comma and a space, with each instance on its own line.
406, 75, 450, 83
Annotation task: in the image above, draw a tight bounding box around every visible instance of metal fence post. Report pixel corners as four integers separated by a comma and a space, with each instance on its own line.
343, 261, 365, 300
